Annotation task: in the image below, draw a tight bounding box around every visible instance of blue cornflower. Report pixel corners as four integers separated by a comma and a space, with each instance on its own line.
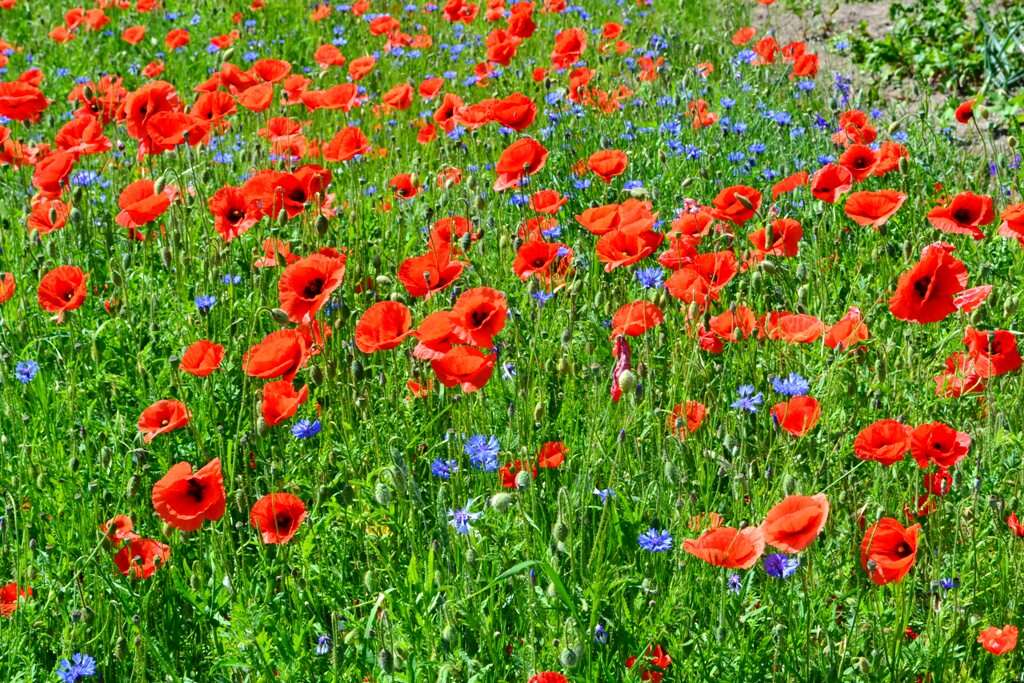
635, 267, 664, 289
194, 295, 217, 312
431, 458, 458, 480
56, 653, 96, 683
593, 487, 616, 504
727, 573, 742, 594
720, 97, 736, 109
448, 500, 482, 535
532, 290, 554, 305
291, 419, 321, 439
763, 553, 800, 578
465, 435, 500, 472
623, 180, 644, 191
638, 528, 673, 552
594, 623, 608, 644
315, 634, 331, 655
939, 577, 959, 591
731, 385, 763, 413
771, 372, 810, 397
15, 360, 38, 384
501, 362, 517, 380
541, 225, 562, 240
221, 274, 242, 285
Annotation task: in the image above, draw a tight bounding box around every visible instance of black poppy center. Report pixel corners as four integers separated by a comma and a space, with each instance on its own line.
303, 278, 325, 298
913, 275, 932, 299
274, 513, 293, 532
186, 478, 206, 503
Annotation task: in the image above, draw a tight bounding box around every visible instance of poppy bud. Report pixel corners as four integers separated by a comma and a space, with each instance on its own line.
686, 301, 700, 320
363, 570, 375, 592
388, 291, 407, 303
514, 470, 532, 489
465, 548, 476, 564
459, 232, 472, 252
795, 263, 807, 282
626, 186, 649, 199
343, 629, 360, 646
797, 284, 809, 309
377, 649, 394, 674
90, 340, 100, 363
546, 582, 558, 599
553, 520, 569, 541
315, 214, 329, 236
126, 475, 141, 498
1002, 295, 1017, 317
557, 356, 571, 375
655, 288, 668, 308
114, 637, 127, 660
617, 369, 637, 395
736, 193, 755, 211
161, 247, 173, 269
663, 460, 675, 482
441, 625, 454, 643
277, 208, 288, 225
351, 360, 364, 381
782, 474, 797, 495
373, 482, 392, 506
256, 416, 268, 436
69, 456, 80, 472
533, 401, 545, 423
309, 364, 325, 386
559, 647, 580, 668
489, 492, 514, 512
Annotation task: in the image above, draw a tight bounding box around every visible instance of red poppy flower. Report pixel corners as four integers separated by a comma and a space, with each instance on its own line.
0, 80, 49, 121
0, 582, 32, 617
431, 346, 496, 393
397, 246, 466, 299
355, 301, 413, 353
116, 179, 172, 230
889, 242, 967, 324
843, 190, 906, 228
137, 399, 190, 443
832, 109, 877, 146
595, 229, 663, 272
151, 458, 226, 532
860, 518, 919, 585
528, 674, 568, 683
389, 173, 420, 199
838, 144, 877, 182
1008, 513, 1024, 537
683, 526, 765, 569
954, 99, 975, 124
771, 170, 808, 199
277, 253, 347, 323
451, 287, 508, 347
760, 312, 823, 344
250, 492, 307, 544
732, 27, 756, 45
242, 329, 309, 380
537, 441, 567, 469
207, 186, 258, 242
588, 149, 628, 183
909, 422, 971, 469
413, 311, 460, 360
873, 141, 910, 176
492, 92, 536, 131
32, 150, 76, 197
853, 419, 910, 466
179, 340, 225, 377
824, 307, 869, 350
122, 25, 146, 44
97, 516, 137, 548
926, 192, 994, 240
114, 537, 170, 579
997, 203, 1024, 246
261, 380, 309, 426
952, 284, 991, 313
499, 459, 538, 488
770, 396, 821, 437
923, 468, 953, 496
0, 272, 15, 305
963, 327, 1022, 377
494, 137, 548, 191
666, 401, 706, 438
530, 189, 567, 214
810, 164, 853, 203
27, 197, 69, 235
550, 27, 586, 69
611, 300, 664, 337
712, 185, 761, 225
666, 250, 738, 307
762, 493, 829, 553
977, 625, 1017, 655
933, 351, 985, 398
748, 218, 802, 259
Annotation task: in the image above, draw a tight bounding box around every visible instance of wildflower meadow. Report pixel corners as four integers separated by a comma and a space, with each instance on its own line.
1, 0, 1023, 680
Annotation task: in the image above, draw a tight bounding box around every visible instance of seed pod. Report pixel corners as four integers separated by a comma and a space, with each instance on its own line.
161, 247, 173, 268
514, 470, 532, 489
465, 548, 476, 564
489, 492, 514, 512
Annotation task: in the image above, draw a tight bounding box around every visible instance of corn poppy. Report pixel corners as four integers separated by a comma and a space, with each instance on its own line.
596, 229, 663, 272
37, 265, 88, 319
322, 126, 369, 162
666, 401, 706, 439
770, 396, 821, 437
494, 137, 548, 191
666, 251, 738, 307
838, 144, 877, 182
354, 301, 413, 353
762, 494, 828, 553
389, 173, 420, 199
530, 189, 567, 214
771, 170, 808, 199
761, 312, 823, 344
997, 203, 1024, 246
513, 240, 571, 282
32, 150, 76, 197
137, 399, 190, 443
116, 179, 172, 229
529, 674, 568, 683
250, 492, 307, 544
0, 80, 49, 120
1007, 513, 1024, 537
0, 582, 32, 617
933, 351, 986, 398
954, 99, 975, 124
550, 27, 586, 69
978, 625, 1017, 655
810, 164, 853, 204
843, 190, 906, 228
431, 346, 496, 393
824, 307, 870, 350
0, 272, 16, 304
261, 380, 309, 427
101, 515, 138, 546
537, 441, 567, 469
152, 458, 226, 532
242, 329, 309, 380
683, 525, 765, 569
889, 242, 967, 324
500, 459, 538, 488
114, 537, 170, 579
712, 185, 761, 225
397, 246, 465, 299
963, 327, 1022, 377
451, 287, 508, 347
853, 419, 910, 466
277, 253, 347, 323
833, 109, 877, 146
413, 311, 461, 360
588, 149, 628, 183
909, 422, 970, 469
732, 27, 756, 45
860, 518, 919, 585
873, 141, 909, 177
927, 192, 993, 240
122, 25, 146, 44
611, 301, 664, 338
27, 197, 70, 235
492, 92, 536, 131
179, 340, 225, 377
748, 218, 802, 259
208, 186, 259, 242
